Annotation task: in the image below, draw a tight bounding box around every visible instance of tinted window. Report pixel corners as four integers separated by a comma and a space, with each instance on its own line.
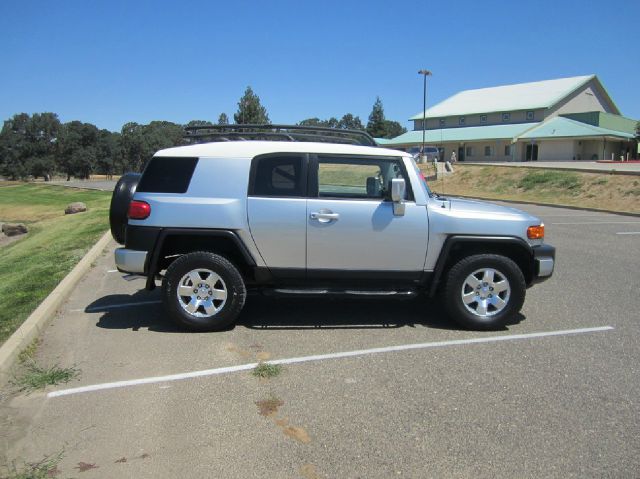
250, 155, 305, 197
137, 156, 198, 193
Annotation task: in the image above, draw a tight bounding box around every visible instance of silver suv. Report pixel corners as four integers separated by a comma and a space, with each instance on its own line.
109, 125, 554, 331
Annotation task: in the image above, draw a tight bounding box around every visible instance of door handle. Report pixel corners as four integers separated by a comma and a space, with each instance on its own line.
310, 211, 340, 223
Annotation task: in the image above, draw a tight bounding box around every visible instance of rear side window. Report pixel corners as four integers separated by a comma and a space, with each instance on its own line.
249, 155, 305, 197
137, 157, 198, 193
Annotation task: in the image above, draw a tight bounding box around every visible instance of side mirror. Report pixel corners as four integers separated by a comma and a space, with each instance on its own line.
390, 178, 406, 216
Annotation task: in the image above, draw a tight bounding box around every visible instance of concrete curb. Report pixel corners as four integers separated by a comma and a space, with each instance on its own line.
0, 230, 113, 386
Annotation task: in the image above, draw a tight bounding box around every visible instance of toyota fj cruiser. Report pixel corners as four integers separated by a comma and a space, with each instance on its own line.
109, 125, 555, 331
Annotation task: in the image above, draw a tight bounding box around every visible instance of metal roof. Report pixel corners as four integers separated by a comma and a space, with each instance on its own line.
409, 75, 597, 120
518, 116, 635, 140
384, 123, 538, 145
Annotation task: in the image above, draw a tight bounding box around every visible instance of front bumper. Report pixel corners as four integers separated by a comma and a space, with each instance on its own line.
115, 248, 148, 274
532, 244, 555, 283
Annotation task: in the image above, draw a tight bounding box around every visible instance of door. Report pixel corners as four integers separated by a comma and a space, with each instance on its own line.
526, 144, 538, 161
306, 155, 429, 277
247, 154, 308, 273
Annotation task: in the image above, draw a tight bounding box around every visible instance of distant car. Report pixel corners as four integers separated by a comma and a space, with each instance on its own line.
408, 146, 440, 163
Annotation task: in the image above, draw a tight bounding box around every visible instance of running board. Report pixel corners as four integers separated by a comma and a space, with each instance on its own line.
264, 288, 417, 298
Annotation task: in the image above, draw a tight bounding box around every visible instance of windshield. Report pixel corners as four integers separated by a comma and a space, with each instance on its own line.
407, 156, 432, 197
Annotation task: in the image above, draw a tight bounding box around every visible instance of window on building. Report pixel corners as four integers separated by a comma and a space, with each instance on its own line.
480, 115, 487, 123
484, 146, 494, 157
459, 116, 466, 126
466, 146, 475, 157
502, 113, 510, 122
504, 145, 511, 156
439, 119, 446, 127
526, 111, 534, 121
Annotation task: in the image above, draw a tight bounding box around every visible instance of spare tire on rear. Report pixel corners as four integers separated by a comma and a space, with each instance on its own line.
109, 172, 141, 244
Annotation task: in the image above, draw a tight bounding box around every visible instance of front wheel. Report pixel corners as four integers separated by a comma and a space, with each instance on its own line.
443, 254, 526, 330
162, 252, 246, 331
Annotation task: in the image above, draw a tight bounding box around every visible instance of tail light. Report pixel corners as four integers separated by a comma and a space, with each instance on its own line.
527, 224, 545, 240
128, 200, 151, 220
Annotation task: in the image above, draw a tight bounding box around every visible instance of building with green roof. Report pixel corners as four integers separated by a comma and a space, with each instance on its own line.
385, 75, 637, 162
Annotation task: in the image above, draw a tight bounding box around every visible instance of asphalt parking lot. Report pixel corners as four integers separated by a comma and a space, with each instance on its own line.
1, 202, 639, 478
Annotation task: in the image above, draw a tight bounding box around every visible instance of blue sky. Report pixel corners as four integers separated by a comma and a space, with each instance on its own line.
1, 0, 638, 132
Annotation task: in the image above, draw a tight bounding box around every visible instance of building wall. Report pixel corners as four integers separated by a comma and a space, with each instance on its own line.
545, 79, 617, 119
537, 140, 576, 161
414, 109, 544, 131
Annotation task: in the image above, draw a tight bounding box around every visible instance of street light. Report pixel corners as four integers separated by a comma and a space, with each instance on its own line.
418, 69, 432, 164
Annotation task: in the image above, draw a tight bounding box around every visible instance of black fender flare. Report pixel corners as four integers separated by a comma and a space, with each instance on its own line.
428, 235, 533, 297
145, 228, 256, 290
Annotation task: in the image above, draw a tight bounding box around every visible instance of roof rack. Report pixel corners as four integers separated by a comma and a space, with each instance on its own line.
183, 124, 378, 147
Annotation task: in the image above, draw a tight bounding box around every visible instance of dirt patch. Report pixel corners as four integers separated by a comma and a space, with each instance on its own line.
300, 463, 324, 479
256, 397, 284, 416
0, 224, 26, 248
75, 461, 98, 472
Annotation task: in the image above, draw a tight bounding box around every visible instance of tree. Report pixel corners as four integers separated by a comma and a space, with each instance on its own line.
185, 120, 213, 127
338, 114, 364, 130
234, 87, 270, 124
95, 130, 120, 178
382, 120, 407, 139
0, 112, 61, 180
57, 120, 99, 179
366, 97, 387, 138
120, 121, 184, 173
0, 113, 31, 179
299, 114, 363, 130
217, 113, 229, 125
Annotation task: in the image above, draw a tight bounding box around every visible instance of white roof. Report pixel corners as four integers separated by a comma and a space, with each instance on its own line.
155, 141, 408, 159
410, 75, 596, 119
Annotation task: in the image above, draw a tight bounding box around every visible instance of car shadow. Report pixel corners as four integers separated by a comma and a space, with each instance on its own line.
88, 292, 524, 333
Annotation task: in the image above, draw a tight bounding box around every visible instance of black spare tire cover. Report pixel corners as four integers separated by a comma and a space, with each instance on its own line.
109, 172, 141, 244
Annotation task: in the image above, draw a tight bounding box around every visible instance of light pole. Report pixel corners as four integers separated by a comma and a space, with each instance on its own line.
418, 69, 432, 164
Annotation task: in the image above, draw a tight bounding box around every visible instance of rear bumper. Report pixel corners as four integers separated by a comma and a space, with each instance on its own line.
115, 248, 148, 274
531, 244, 555, 284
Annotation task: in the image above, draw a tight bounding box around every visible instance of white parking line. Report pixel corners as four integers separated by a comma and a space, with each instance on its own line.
616, 232, 640, 235
551, 221, 640, 225
47, 326, 613, 398
107, 269, 119, 273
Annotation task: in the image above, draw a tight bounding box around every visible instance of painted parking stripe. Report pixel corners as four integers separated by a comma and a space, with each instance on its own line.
616, 232, 640, 235
47, 326, 613, 399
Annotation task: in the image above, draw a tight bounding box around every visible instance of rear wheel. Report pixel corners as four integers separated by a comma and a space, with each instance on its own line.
444, 254, 525, 330
162, 251, 246, 331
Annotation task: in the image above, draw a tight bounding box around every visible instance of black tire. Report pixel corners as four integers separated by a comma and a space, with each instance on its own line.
109, 172, 141, 244
162, 251, 246, 331
443, 254, 526, 330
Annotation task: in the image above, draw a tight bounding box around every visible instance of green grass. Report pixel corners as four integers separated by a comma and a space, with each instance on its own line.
0, 184, 110, 344
517, 170, 582, 192
252, 362, 283, 378
17, 338, 40, 364
12, 361, 79, 391
1, 451, 64, 479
